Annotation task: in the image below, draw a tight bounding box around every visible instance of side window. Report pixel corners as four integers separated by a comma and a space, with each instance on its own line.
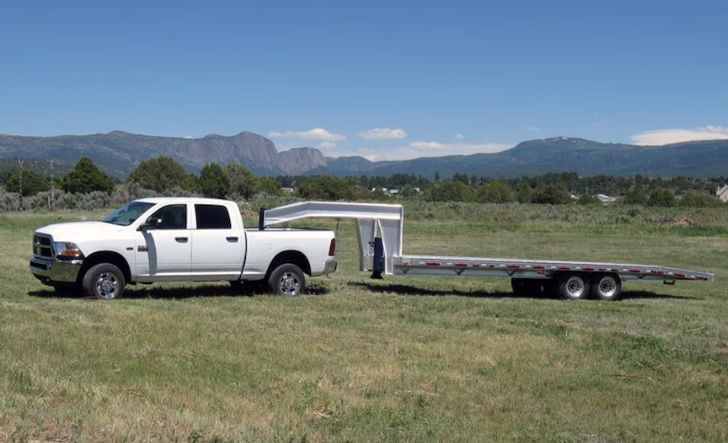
195, 204, 231, 229
148, 204, 187, 230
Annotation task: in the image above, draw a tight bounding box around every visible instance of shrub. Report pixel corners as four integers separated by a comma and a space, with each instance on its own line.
679, 191, 721, 207
624, 189, 648, 205
298, 176, 355, 200
424, 180, 476, 202
647, 188, 676, 207
532, 185, 571, 205
128, 157, 195, 193
62, 157, 114, 194
199, 163, 230, 199
478, 181, 516, 203
577, 194, 601, 205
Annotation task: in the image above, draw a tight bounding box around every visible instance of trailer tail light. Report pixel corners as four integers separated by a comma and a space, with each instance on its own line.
328, 238, 336, 256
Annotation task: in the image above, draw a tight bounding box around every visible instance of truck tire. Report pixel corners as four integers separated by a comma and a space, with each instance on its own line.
267, 263, 305, 296
591, 273, 621, 301
556, 273, 589, 300
82, 263, 126, 300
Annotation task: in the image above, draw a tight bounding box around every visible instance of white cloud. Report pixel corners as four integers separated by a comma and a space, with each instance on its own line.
524, 126, 541, 133
358, 127, 407, 140
318, 141, 337, 150
631, 125, 728, 146
268, 127, 345, 142
361, 141, 512, 160
409, 141, 445, 150
455, 133, 465, 140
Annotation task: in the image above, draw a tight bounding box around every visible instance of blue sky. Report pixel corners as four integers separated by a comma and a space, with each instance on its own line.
1, 0, 727, 160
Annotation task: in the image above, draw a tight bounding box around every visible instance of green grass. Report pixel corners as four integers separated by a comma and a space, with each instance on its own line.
1, 203, 727, 442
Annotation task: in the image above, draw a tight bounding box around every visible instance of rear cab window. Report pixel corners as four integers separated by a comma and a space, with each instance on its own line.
195, 204, 231, 229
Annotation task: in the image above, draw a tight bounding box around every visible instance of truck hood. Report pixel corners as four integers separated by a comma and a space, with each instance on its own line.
35, 221, 126, 240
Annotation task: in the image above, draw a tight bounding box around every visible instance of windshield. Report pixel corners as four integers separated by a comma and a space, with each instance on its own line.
102, 202, 155, 226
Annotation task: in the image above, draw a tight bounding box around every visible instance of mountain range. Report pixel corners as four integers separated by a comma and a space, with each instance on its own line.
0, 131, 727, 179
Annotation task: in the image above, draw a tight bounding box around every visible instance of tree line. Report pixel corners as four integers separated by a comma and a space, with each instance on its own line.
1, 157, 726, 211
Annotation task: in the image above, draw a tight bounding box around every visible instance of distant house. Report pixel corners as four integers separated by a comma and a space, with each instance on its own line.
596, 194, 617, 204
371, 187, 400, 196
717, 185, 728, 203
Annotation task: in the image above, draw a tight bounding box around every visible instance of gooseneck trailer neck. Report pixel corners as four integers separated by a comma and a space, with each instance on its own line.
259, 201, 714, 300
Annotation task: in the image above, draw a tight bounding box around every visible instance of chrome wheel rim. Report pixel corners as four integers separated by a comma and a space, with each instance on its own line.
565, 276, 585, 298
279, 272, 300, 296
95, 272, 119, 299
598, 276, 618, 298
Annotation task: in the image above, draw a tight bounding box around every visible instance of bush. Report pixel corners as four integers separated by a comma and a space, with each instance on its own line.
128, 157, 196, 193
624, 189, 648, 205
424, 180, 476, 202
199, 163, 230, 199
577, 194, 601, 205
298, 176, 355, 200
647, 188, 676, 207
532, 185, 571, 205
478, 181, 516, 203
679, 191, 721, 207
62, 157, 114, 194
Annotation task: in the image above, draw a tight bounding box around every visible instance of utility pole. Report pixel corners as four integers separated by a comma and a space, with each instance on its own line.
17, 159, 24, 211
17, 159, 24, 196
49, 160, 56, 210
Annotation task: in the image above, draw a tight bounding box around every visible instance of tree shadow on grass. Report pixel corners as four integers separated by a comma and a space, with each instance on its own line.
28, 283, 329, 300
350, 282, 703, 301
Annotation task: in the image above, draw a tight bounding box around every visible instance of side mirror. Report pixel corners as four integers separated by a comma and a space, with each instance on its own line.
138, 217, 162, 231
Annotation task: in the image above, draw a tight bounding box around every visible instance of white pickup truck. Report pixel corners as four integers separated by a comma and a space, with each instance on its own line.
30, 197, 337, 299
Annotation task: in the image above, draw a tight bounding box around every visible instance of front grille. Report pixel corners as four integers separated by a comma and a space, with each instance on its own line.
33, 235, 54, 259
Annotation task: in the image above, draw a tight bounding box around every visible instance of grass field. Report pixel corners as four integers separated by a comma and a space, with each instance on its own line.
1, 203, 727, 442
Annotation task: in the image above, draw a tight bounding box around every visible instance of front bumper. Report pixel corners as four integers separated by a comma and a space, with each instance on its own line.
30, 256, 83, 286
324, 258, 338, 275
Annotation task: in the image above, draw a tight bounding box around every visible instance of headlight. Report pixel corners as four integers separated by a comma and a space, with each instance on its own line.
54, 242, 84, 259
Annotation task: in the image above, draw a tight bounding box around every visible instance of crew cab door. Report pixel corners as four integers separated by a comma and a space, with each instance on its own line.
190, 203, 244, 278
134, 203, 192, 277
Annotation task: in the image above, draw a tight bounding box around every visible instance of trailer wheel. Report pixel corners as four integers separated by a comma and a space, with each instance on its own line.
557, 273, 589, 300
591, 273, 621, 301
267, 263, 306, 296
82, 263, 126, 300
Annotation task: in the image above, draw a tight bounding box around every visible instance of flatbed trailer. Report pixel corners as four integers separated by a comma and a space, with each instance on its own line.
260, 201, 714, 300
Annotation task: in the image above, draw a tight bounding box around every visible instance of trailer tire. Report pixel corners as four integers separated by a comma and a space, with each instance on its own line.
556, 273, 589, 300
267, 264, 306, 296
82, 263, 126, 300
591, 273, 621, 301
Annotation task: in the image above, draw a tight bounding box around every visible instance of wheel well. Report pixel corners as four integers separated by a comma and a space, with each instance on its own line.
77, 251, 132, 285
266, 251, 311, 278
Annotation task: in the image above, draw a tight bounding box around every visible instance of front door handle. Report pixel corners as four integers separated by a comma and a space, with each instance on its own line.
175, 237, 188, 243
226, 236, 239, 242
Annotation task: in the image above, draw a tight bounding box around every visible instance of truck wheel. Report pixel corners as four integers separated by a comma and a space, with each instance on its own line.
591, 273, 621, 301
557, 273, 589, 300
268, 264, 305, 296
82, 263, 126, 300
